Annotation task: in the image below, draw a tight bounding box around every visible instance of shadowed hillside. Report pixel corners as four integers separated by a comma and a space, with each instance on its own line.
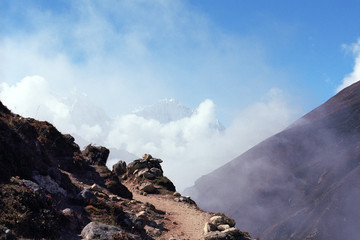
0, 100, 254, 240
185, 81, 360, 239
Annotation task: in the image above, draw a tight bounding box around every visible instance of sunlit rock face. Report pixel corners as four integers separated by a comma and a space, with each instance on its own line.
185, 81, 360, 240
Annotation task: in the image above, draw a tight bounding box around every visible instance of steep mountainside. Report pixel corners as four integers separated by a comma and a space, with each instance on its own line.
185, 81, 360, 240
0, 100, 254, 240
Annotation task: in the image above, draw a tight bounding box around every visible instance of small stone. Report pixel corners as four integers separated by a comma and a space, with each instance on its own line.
210, 216, 226, 226
142, 153, 152, 161
217, 224, 230, 231
136, 211, 148, 221
90, 183, 102, 192
62, 208, 75, 217
173, 191, 181, 197
204, 222, 217, 234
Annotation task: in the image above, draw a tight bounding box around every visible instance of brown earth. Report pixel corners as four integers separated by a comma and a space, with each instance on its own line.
125, 182, 212, 240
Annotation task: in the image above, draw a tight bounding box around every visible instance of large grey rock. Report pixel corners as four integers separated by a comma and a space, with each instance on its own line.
33, 174, 67, 196
112, 160, 127, 176
81, 222, 122, 240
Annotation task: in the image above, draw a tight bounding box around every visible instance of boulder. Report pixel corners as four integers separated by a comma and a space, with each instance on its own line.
139, 182, 155, 193
127, 159, 148, 174
204, 231, 228, 240
149, 167, 163, 177
222, 227, 242, 237
77, 188, 96, 201
204, 222, 217, 234
105, 179, 133, 199
112, 160, 127, 176
210, 216, 226, 226
210, 215, 236, 228
82, 144, 109, 166
81, 222, 122, 240
137, 168, 156, 179
33, 174, 67, 196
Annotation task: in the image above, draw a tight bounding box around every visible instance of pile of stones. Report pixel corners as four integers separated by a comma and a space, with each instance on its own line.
113, 154, 176, 194
204, 214, 254, 240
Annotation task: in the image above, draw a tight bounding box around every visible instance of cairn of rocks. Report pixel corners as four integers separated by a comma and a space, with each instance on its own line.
204, 214, 254, 240
113, 154, 176, 194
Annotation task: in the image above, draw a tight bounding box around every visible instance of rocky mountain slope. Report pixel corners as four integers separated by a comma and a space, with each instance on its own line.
0, 100, 253, 240
185, 81, 360, 239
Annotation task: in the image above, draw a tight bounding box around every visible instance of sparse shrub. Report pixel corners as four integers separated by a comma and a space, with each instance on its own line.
85, 198, 125, 227
0, 183, 65, 239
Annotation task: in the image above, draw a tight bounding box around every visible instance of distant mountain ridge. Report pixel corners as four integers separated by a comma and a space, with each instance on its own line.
133, 98, 225, 130
185, 81, 360, 240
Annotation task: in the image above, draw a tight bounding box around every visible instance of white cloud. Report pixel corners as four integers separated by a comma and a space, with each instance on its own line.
0, 1, 300, 191
0, 76, 103, 142
337, 39, 360, 92
0, 77, 297, 192
105, 88, 296, 191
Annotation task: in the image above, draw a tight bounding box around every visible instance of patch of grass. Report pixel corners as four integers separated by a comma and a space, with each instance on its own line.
85, 198, 125, 227
0, 183, 65, 239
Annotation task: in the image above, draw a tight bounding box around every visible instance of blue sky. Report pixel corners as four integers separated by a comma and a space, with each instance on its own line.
1, 0, 360, 190
2, 0, 360, 124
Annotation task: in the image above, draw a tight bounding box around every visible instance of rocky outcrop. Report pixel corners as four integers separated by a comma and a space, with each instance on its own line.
0, 100, 255, 240
113, 154, 176, 194
82, 144, 110, 166
204, 214, 254, 240
112, 160, 127, 176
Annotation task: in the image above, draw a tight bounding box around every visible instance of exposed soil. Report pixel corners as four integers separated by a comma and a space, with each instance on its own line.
125, 182, 212, 240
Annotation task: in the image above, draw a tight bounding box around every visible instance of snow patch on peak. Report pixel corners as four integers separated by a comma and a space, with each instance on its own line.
133, 98, 193, 124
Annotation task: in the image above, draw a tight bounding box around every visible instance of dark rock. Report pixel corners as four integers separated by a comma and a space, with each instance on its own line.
105, 179, 133, 199
77, 188, 96, 201
137, 168, 156, 180
82, 144, 109, 166
113, 160, 127, 176
204, 231, 228, 240
139, 182, 155, 193
125, 213, 145, 231
127, 159, 148, 174
149, 167, 163, 177
153, 176, 176, 192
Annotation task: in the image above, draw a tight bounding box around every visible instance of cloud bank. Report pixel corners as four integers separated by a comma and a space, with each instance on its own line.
337, 39, 360, 92
0, 0, 288, 121
0, 76, 297, 191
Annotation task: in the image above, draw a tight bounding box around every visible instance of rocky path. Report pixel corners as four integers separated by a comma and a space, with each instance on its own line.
128, 185, 211, 240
